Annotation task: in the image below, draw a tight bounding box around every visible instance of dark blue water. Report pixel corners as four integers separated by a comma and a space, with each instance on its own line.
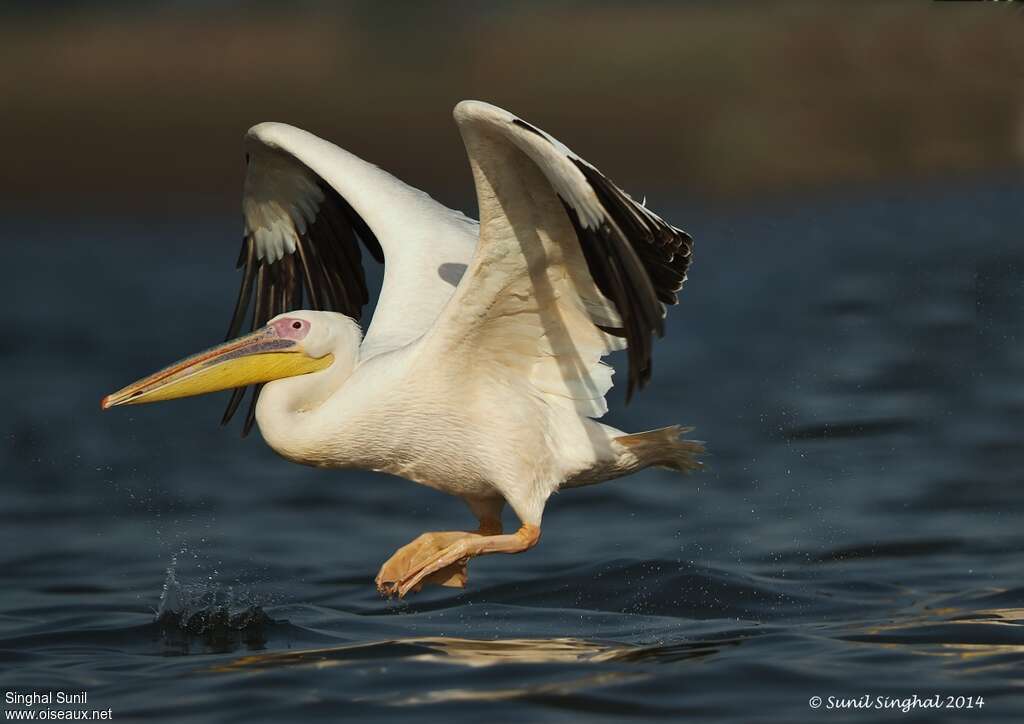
2, 177, 1023, 721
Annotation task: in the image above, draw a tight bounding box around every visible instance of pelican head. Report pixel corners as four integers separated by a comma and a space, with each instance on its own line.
101, 312, 337, 409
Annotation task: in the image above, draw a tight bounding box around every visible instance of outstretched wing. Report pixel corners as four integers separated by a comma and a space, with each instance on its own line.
226, 122, 478, 434
423, 101, 693, 417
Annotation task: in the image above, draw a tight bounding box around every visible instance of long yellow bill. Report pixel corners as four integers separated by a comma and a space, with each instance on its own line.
101, 327, 333, 409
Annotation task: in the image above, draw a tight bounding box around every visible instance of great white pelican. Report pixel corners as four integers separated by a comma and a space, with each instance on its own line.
102, 101, 702, 598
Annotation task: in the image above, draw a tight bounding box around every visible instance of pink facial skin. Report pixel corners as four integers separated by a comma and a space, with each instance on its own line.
270, 317, 312, 341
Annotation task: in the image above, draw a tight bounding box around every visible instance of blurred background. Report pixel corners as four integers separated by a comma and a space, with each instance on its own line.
1, 0, 1022, 214
2, 2, 1023, 722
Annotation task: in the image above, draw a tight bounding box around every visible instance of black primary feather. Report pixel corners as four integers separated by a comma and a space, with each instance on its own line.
559, 160, 694, 402
223, 177, 381, 436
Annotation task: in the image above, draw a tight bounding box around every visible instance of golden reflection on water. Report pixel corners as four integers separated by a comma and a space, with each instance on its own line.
849, 605, 1024, 666
210, 632, 742, 675
210, 637, 663, 706
204, 604, 1023, 703
213, 636, 636, 673
385, 670, 649, 706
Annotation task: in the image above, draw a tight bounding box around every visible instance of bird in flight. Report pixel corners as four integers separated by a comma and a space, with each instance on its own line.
102, 101, 702, 598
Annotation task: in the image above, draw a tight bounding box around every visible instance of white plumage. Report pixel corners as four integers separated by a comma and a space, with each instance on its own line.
103, 100, 702, 597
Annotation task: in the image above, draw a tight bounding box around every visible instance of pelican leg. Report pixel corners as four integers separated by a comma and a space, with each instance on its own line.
389, 523, 541, 598
375, 506, 505, 597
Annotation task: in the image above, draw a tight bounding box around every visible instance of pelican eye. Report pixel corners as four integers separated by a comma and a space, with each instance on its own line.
292, 321, 302, 330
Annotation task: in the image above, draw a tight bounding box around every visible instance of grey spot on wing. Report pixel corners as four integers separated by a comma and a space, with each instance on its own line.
438, 262, 467, 287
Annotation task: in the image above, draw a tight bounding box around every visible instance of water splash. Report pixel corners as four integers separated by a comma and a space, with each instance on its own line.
155, 550, 277, 655
157, 553, 184, 618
